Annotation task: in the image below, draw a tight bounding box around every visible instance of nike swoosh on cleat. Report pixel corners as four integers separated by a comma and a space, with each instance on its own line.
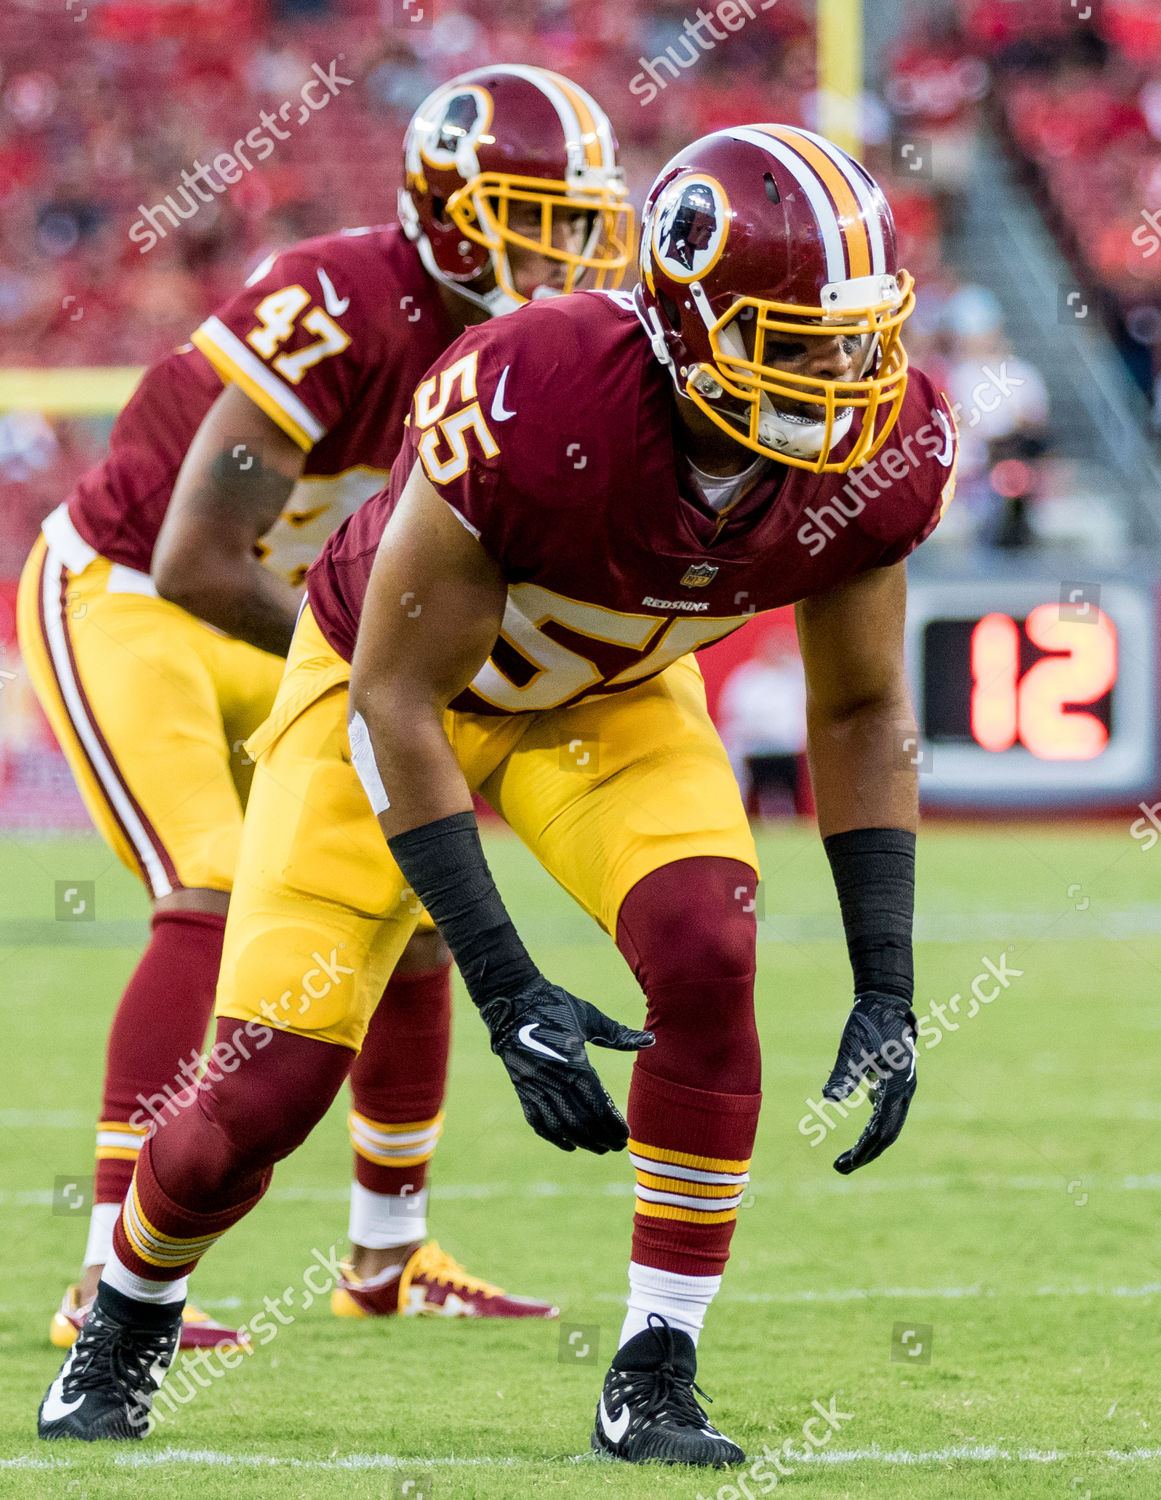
41, 1379, 84, 1423
517, 1023, 568, 1063
490, 365, 517, 422
316, 268, 350, 317
599, 1394, 631, 1444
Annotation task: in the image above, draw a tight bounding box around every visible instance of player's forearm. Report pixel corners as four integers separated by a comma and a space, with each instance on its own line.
807, 693, 917, 1004
157, 552, 301, 657
350, 685, 475, 840
805, 691, 918, 839
155, 407, 306, 653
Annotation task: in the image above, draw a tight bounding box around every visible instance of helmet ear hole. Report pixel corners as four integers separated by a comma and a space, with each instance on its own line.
763, 172, 781, 205
432, 196, 446, 223
659, 292, 681, 330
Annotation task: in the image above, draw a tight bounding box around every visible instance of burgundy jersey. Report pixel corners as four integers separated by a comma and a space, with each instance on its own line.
309, 290, 956, 713
67, 226, 452, 584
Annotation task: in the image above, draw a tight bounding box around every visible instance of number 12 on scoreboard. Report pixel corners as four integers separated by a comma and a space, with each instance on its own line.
969, 607, 1117, 761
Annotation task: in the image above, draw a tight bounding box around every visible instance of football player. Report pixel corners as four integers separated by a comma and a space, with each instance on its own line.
39, 125, 956, 1462
19, 65, 632, 1350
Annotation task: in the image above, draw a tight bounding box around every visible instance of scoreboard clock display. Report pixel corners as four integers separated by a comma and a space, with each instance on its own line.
905, 578, 1157, 810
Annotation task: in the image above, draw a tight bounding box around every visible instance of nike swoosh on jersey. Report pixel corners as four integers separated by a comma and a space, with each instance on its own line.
317, 268, 350, 317
517, 1023, 568, 1063
490, 365, 517, 422
599, 1394, 631, 1443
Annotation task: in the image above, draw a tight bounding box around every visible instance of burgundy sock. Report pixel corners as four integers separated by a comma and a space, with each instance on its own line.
349, 964, 452, 1197
113, 1022, 353, 1281
95, 908, 226, 1204
616, 858, 763, 1278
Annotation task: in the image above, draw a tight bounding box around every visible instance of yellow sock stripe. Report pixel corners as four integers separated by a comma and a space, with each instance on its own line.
627, 1139, 750, 1175
96, 1147, 145, 1162
634, 1171, 742, 1199
120, 1182, 223, 1267
635, 1199, 740, 1225
352, 1145, 441, 1167
97, 1120, 150, 1136
349, 1110, 443, 1166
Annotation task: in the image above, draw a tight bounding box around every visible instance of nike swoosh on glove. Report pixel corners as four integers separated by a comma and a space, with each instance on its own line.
477, 977, 654, 1154
821, 992, 918, 1175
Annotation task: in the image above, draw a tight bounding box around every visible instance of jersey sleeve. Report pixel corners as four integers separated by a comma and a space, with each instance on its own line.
189, 245, 371, 451
875, 384, 959, 565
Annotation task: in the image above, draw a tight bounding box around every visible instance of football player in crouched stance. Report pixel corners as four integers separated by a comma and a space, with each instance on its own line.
39, 126, 955, 1461
22, 63, 632, 1363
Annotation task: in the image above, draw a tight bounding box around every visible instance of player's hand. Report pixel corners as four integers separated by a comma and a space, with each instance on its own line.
477, 977, 654, 1154
821, 993, 917, 1175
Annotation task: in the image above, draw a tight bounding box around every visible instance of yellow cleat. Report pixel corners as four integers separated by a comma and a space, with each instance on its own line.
330, 1241, 559, 1319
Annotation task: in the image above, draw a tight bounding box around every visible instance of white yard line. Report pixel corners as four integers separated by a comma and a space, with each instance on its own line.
3, 1443, 1161, 1471
0, 1110, 93, 1128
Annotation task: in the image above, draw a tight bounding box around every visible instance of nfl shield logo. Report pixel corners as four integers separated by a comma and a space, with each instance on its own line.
680, 562, 719, 589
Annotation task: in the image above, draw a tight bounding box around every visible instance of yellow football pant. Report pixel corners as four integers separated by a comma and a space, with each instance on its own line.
17, 536, 285, 897
216, 604, 758, 1050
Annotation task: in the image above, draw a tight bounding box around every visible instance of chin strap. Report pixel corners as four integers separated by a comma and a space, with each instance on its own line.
400, 189, 524, 320
631, 284, 676, 371
412, 230, 524, 318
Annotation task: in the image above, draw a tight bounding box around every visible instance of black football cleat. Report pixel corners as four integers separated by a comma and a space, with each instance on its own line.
38, 1284, 181, 1441
591, 1315, 745, 1466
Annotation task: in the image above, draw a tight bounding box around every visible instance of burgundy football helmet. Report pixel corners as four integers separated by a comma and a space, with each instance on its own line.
636, 125, 915, 472
399, 65, 634, 317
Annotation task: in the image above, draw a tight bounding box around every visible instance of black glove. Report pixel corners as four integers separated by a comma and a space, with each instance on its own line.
822, 992, 917, 1175
477, 976, 654, 1154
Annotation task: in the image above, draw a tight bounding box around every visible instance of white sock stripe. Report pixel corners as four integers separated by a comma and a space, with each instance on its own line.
96, 1131, 146, 1151
629, 1152, 749, 1186
349, 1115, 443, 1149
349, 1125, 442, 1154
634, 1185, 746, 1213
122, 1196, 221, 1263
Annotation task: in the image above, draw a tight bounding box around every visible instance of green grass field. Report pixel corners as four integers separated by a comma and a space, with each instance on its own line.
1, 823, 1159, 1498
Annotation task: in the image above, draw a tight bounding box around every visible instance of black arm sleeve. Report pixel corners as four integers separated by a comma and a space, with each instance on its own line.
823, 827, 915, 1002
388, 811, 538, 1007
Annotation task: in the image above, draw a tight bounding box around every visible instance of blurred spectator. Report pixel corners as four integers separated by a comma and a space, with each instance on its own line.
887, 5, 988, 227
937, 283, 1051, 547
0, 0, 955, 557
978, 0, 1161, 403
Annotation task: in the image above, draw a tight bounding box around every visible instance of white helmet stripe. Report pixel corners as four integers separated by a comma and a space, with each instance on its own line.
788, 126, 887, 275
727, 126, 847, 284
543, 69, 617, 168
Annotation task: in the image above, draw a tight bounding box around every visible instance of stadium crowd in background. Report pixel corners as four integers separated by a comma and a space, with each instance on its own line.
2, 0, 1159, 561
